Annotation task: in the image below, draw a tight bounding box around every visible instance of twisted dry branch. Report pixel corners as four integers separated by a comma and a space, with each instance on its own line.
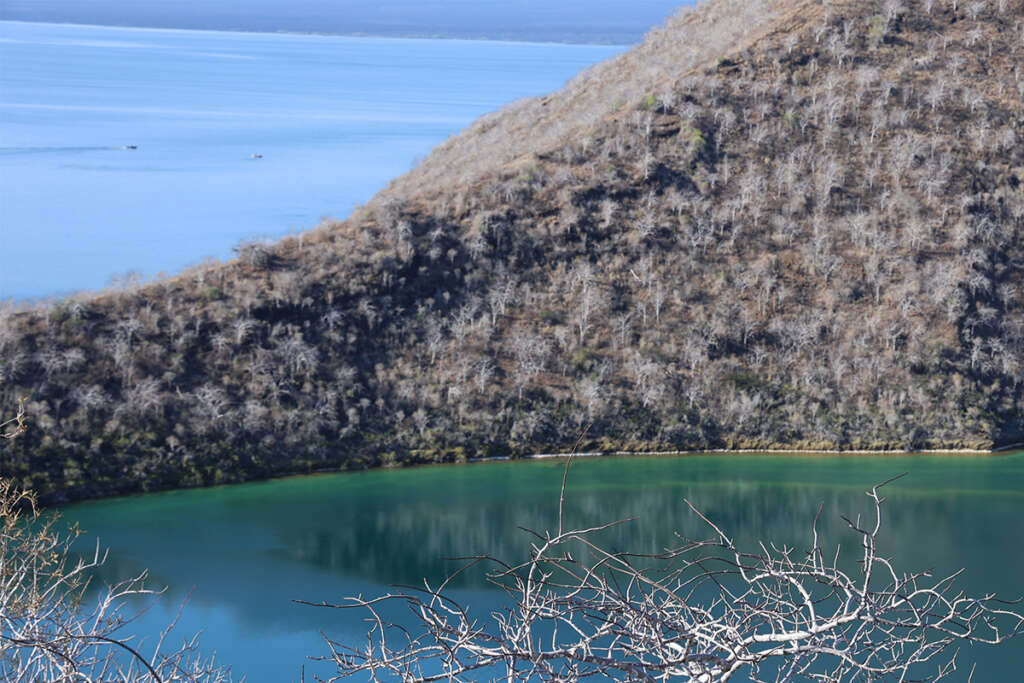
0, 480, 233, 683
304, 473, 1022, 682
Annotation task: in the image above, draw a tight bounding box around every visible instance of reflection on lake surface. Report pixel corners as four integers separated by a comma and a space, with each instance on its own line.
63, 452, 1024, 681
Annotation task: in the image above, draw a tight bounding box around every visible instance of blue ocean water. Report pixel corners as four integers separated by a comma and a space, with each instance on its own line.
2, 0, 690, 44
0, 21, 623, 299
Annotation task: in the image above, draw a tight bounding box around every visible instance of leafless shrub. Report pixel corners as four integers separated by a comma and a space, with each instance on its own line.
71, 385, 110, 415
232, 239, 274, 269
509, 331, 550, 398
0, 401, 26, 440
306, 475, 1022, 682
121, 378, 166, 419
884, 0, 907, 22
0, 481, 231, 682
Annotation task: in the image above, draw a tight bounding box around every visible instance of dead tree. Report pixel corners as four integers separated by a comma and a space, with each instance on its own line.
305, 474, 1022, 682
0, 400, 26, 439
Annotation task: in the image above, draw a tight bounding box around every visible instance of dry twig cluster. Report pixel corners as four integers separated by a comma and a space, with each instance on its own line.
0, 400, 26, 440
0, 480, 231, 682
308, 474, 1021, 681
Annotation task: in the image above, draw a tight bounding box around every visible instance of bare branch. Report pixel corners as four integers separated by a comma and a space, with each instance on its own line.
310, 477, 1022, 682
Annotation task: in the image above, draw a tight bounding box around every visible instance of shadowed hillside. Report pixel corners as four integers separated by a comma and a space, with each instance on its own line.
3, 0, 1024, 502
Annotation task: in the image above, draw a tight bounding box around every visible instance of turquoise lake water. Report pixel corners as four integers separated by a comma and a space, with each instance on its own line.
61, 452, 1024, 682
0, 21, 622, 299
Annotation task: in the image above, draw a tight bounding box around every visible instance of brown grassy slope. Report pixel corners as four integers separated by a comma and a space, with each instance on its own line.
2, 0, 1024, 503
384, 0, 820, 199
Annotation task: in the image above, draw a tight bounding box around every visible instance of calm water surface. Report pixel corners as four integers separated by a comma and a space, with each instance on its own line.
62, 452, 1024, 682
0, 21, 622, 299
1, 0, 689, 44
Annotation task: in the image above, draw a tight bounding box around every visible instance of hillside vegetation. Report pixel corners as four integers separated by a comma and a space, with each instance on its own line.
3, 0, 1024, 502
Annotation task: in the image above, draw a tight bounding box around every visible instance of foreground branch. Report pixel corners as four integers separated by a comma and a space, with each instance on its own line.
0, 480, 232, 682
308, 473, 1021, 682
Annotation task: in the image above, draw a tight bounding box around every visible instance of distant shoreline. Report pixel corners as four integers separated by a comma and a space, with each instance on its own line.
467, 443, 1024, 463
0, 19, 633, 48
55, 445, 1024, 509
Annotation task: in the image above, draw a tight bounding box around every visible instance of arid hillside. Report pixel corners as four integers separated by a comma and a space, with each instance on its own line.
3, 0, 1024, 502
